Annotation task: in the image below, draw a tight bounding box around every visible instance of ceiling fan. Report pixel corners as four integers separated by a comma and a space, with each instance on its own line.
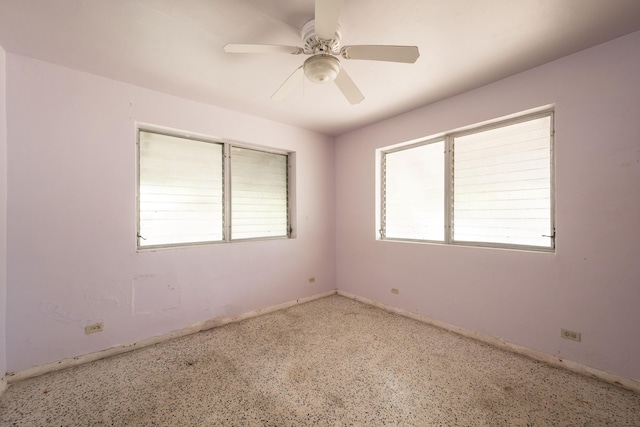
223, 0, 420, 104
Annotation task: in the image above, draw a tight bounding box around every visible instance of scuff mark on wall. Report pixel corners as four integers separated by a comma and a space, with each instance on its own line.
39, 303, 91, 328
216, 304, 244, 318
133, 273, 181, 315
98, 296, 121, 308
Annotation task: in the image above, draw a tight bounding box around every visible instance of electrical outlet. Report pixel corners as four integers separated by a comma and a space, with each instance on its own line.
391, 288, 399, 295
561, 328, 581, 342
308, 277, 315, 283
85, 322, 104, 335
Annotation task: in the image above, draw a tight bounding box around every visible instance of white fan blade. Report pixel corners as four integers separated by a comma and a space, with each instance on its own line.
334, 68, 364, 105
342, 45, 420, 63
224, 44, 303, 55
315, 0, 343, 40
272, 66, 304, 101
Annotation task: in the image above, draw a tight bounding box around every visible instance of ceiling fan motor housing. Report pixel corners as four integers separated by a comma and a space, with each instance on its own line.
301, 19, 342, 54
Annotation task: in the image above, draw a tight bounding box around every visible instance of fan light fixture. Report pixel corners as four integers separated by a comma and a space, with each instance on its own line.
304, 55, 341, 84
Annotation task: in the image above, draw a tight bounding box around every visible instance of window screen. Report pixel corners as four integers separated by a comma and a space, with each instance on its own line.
231, 146, 289, 240
453, 116, 552, 247
138, 131, 223, 247
384, 141, 444, 241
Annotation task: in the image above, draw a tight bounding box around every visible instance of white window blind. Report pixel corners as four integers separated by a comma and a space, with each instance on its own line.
138, 131, 223, 247
384, 141, 444, 241
453, 116, 552, 247
231, 146, 288, 240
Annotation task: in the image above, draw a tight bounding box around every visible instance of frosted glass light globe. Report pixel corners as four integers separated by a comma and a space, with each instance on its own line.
304, 55, 341, 84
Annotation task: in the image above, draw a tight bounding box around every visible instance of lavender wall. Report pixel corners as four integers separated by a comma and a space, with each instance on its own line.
336, 31, 640, 382
5, 55, 336, 373
0, 46, 7, 389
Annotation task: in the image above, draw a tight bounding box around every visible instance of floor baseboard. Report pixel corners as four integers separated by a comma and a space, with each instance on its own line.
337, 290, 640, 393
7, 288, 639, 393
6, 290, 337, 384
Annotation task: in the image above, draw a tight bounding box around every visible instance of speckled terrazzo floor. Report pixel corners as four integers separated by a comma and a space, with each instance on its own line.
1, 295, 639, 426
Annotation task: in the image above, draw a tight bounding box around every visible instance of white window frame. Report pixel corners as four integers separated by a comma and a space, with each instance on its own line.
378, 109, 555, 252
136, 126, 294, 250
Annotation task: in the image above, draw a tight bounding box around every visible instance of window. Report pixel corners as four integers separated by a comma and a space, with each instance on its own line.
384, 141, 445, 241
380, 110, 554, 251
137, 129, 291, 249
230, 146, 289, 240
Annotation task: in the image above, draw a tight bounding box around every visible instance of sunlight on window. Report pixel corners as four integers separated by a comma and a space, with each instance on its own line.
384, 141, 444, 241
138, 132, 223, 247
379, 110, 554, 251
231, 147, 288, 240
453, 116, 552, 246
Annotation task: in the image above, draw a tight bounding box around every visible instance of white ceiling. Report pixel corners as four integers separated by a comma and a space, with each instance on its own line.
1, 0, 640, 136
